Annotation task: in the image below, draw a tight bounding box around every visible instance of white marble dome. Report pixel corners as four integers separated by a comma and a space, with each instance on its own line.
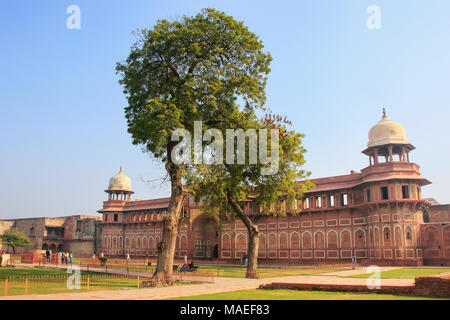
107, 167, 133, 192
367, 111, 409, 148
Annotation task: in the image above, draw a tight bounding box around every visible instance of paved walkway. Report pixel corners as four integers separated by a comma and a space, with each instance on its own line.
0, 266, 414, 300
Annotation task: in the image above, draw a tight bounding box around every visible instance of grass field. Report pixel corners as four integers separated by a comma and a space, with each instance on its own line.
166, 289, 449, 300
196, 265, 347, 278
78, 263, 346, 278
347, 268, 450, 279
0, 267, 144, 296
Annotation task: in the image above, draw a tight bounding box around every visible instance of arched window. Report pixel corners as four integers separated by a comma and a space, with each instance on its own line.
180, 235, 188, 249
383, 227, 391, 245
302, 232, 312, 249
259, 233, 266, 250
236, 234, 247, 250
327, 231, 338, 249
222, 234, 231, 249
268, 233, 277, 249
355, 229, 366, 248
340, 230, 351, 248
405, 226, 413, 245
444, 227, 450, 246
314, 231, 325, 249
279, 233, 288, 249
290, 232, 300, 249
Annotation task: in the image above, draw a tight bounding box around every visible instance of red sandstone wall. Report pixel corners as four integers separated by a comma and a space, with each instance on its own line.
427, 205, 450, 223
98, 202, 448, 267
420, 223, 450, 266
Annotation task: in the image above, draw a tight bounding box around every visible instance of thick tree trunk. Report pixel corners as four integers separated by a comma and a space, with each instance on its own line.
153, 144, 185, 285
227, 193, 259, 279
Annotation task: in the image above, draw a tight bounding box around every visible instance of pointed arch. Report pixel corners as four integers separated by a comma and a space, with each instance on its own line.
314, 230, 325, 249
340, 229, 352, 248
301, 231, 312, 249
290, 231, 300, 249
327, 229, 338, 249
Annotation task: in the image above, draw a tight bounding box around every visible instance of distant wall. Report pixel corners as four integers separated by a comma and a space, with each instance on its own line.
426, 204, 450, 223
420, 222, 450, 266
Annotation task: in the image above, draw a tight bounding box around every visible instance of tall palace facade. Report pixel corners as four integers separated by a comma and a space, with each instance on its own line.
98, 112, 450, 266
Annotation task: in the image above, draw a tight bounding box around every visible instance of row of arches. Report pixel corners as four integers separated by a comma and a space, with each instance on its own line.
102, 234, 190, 250
223, 229, 367, 250
422, 225, 450, 248
368, 224, 417, 247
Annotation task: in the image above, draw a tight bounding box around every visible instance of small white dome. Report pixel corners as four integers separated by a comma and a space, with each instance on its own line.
107, 167, 133, 192
367, 110, 409, 147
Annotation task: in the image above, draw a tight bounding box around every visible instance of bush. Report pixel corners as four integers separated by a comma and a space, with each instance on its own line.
99, 257, 108, 265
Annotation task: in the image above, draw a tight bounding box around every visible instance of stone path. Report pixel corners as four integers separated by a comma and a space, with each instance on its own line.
0, 266, 415, 300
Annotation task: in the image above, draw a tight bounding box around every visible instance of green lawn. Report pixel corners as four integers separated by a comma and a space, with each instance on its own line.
176, 265, 346, 278
348, 268, 450, 279
167, 289, 448, 300
0, 267, 142, 296
85, 263, 346, 279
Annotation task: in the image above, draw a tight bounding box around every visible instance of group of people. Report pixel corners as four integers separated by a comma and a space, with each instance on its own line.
45, 249, 73, 265
91, 252, 106, 260
48, 250, 73, 264
180, 257, 196, 272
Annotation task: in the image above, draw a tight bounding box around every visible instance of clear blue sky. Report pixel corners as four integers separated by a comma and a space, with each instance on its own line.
1, 0, 449, 219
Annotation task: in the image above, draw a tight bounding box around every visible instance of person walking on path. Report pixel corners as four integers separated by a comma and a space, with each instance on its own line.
145, 253, 150, 270
243, 252, 248, 267
69, 252, 73, 265
351, 255, 357, 269
45, 249, 50, 262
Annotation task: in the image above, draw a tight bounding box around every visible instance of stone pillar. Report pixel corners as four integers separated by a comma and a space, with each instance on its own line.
388, 145, 393, 162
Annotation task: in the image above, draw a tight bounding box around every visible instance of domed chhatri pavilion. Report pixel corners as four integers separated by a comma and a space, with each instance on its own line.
98, 111, 450, 266
105, 166, 134, 201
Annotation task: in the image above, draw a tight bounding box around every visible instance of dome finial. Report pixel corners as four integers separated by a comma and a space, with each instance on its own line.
119, 166, 123, 173
382, 107, 387, 119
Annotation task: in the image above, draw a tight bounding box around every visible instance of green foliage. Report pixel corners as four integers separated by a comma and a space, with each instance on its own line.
116, 8, 272, 162
188, 116, 314, 219
0, 230, 31, 251
99, 257, 108, 264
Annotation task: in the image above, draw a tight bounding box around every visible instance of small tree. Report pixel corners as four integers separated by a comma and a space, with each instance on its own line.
188, 114, 313, 278
0, 230, 31, 254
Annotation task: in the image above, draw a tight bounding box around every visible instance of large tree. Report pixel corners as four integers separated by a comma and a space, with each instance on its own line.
188, 114, 313, 278
116, 8, 271, 284
0, 230, 31, 254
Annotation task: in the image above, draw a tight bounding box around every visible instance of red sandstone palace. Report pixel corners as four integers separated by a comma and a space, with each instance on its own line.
98, 111, 450, 266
